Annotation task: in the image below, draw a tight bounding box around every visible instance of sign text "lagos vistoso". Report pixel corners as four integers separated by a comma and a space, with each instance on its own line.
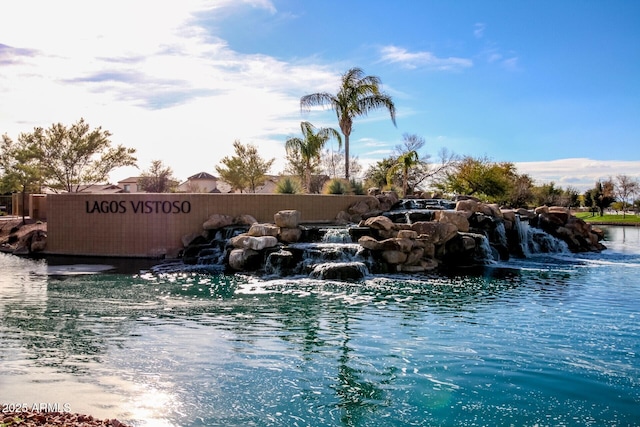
85, 200, 192, 214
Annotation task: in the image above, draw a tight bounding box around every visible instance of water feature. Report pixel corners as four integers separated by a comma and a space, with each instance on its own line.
382, 198, 454, 224
1, 226, 639, 426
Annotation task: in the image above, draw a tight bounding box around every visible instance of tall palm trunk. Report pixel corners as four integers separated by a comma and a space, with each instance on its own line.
344, 133, 350, 180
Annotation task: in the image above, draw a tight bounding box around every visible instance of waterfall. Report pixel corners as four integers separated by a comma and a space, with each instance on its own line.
474, 234, 496, 264
321, 227, 353, 243
528, 228, 570, 254
514, 217, 531, 257
494, 222, 508, 247
265, 242, 372, 280
514, 216, 569, 255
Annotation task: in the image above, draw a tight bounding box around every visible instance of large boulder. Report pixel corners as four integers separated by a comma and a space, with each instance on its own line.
274, 210, 301, 228
230, 235, 278, 251
547, 206, 570, 224
405, 247, 425, 266
29, 230, 47, 253
410, 221, 458, 246
435, 210, 470, 232
456, 199, 480, 213
228, 248, 261, 271
248, 223, 280, 237
265, 250, 298, 275
363, 215, 395, 232
358, 235, 382, 251
13, 229, 47, 255
279, 227, 302, 243
381, 250, 408, 265
309, 262, 367, 281
379, 237, 414, 253
234, 214, 258, 225
348, 197, 380, 216
203, 214, 234, 230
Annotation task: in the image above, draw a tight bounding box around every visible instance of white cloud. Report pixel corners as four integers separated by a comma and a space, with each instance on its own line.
515, 158, 640, 192
379, 45, 473, 71
474, 23, 486, 39
0, 0, 337, 182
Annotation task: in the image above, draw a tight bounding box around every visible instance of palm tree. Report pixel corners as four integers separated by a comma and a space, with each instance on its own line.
300, 67, 396, 180
387, 150, 419, 197
285, 121, 341, 192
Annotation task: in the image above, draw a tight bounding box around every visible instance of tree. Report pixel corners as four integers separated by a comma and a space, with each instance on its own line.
300, 67, 396, 180
505, 173, 534, 208
21, 118, 136, 192
320, 149, 362, 180
615, 174, 639, 218
0, 134, 42, 223
387, 150, 419, 197
215, 140, 274, 193
285, 121, 341, 192
364, 157, 396, 190
532, 182, 563, 207
437, 156, 516, 202
585, 179, 615, 216
138, 160, 178, 193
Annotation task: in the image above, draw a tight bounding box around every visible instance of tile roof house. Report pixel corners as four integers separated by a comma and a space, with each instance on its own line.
176, 172, 220, 193
117, 177, 143, 193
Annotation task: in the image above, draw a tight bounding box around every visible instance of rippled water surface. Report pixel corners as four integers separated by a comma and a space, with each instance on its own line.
1, 226, 639, 426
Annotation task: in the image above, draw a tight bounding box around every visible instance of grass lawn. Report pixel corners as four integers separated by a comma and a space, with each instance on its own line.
574, 211, 640, 224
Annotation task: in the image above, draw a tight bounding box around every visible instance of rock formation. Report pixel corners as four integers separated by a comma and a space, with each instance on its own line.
181, 197, 606, 280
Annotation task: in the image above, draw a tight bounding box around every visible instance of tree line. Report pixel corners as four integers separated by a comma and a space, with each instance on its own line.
2, 67, 639, 215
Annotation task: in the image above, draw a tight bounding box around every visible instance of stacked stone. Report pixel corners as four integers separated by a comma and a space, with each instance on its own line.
226, 210, 304, 271
274, 210, 302, 243
336, 191, 399, 223
533, 206, 605, 252
356, 216, 454, 273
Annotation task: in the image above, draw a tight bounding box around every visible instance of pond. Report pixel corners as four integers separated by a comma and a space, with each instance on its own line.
1, 226, 639, 426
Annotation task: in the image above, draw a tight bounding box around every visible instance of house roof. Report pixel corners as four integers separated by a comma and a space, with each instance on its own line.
188, 172, 217, 180
77, 184, 124, 194
118, 177, 141, 184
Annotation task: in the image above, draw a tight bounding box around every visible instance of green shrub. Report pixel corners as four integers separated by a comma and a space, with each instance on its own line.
276, 177, 302, 194
349, 179, 365, 195
323, 178, 350, 195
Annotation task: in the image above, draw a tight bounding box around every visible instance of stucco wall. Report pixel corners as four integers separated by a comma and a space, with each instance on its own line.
46, 193, 365, 257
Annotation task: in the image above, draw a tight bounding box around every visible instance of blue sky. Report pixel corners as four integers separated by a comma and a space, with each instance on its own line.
1, 0, 639, 191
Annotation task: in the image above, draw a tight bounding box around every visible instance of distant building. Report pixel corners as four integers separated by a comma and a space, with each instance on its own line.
176, 172, 220, 193
78, 184, 124, 194
118, 177, 142, 193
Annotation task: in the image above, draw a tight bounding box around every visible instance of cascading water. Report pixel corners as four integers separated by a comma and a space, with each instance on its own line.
513, 216, 569, 255
321, 227, 353, 243
266, 241, 371, 280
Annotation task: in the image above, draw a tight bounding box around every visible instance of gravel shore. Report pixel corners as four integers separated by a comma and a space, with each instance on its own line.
1, 410, 132, 427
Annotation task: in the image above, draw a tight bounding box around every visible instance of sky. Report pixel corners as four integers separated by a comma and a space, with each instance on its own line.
1, 0, 639, 192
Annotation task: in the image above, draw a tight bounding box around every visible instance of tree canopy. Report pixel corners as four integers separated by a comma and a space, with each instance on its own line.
14, 118, 137, 192
138, 160, 178, 193
0, 133, 42, 195
215, 140, 274, 193
285, 121, 341, 193
585, 179, 615, 216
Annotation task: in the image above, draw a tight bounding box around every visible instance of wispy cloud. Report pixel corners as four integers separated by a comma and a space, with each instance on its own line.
379, 45, 473, 71
474, 23, 486, 39
515, 158, 640, 192
0, 43, 38, 65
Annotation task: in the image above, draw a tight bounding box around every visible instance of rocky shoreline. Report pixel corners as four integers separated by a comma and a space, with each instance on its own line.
0, 218, 47, 255
1, 410, 131, 427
